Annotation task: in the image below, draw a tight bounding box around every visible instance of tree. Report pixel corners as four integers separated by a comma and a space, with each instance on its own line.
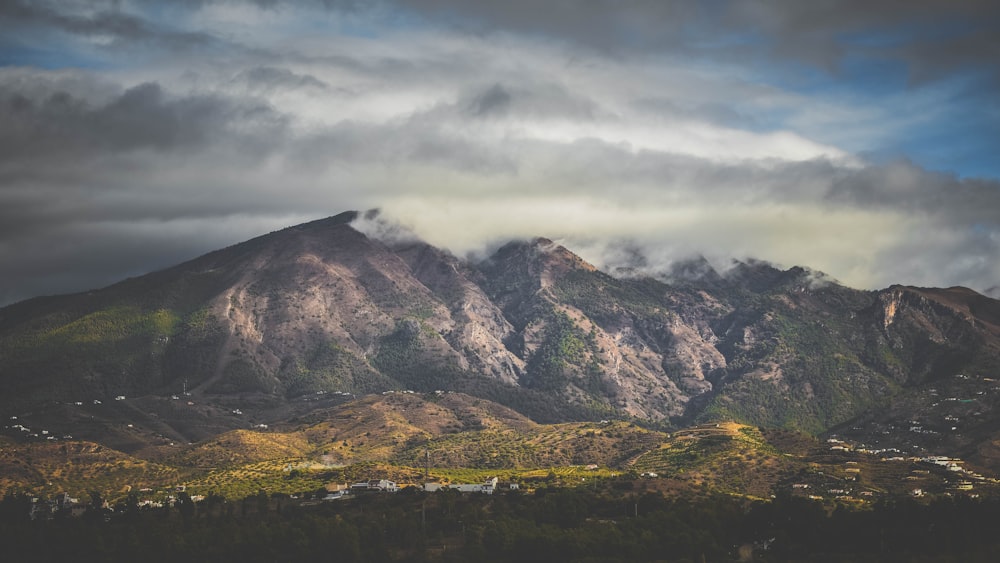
0, 492, 32, 523
87, 490, 107, 520
176, 491, 195, 520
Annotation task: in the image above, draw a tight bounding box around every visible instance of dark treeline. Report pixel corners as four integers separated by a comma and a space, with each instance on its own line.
2, 488, 999, 562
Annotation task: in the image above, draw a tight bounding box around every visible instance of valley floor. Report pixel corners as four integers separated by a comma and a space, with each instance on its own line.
3, 486, 1000, 562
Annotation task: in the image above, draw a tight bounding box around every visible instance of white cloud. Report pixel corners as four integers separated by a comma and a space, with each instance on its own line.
0, 1, 998, 305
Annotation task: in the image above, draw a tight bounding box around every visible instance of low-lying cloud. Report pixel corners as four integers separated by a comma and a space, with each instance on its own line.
0, 1, 997, 306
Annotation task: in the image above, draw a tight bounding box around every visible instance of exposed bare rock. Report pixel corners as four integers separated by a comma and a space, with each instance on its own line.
2, 211, 1000, 459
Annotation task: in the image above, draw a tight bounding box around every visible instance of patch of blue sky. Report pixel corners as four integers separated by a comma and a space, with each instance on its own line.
854, 116, 994, 180
689, 59, 837, 138
837, 54, 911, 96
883, 70, 998, 179
892, 121, 1000, 180
742, 51, 997, 179
971, 223, 994, 236
0, 35, 113, 70
757, 51, 909, 99
287, 2, 428, 40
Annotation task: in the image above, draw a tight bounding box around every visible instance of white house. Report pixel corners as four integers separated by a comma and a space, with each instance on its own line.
352, 479, 398, 493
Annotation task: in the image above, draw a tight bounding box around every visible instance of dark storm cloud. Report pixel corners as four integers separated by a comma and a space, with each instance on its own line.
12, 0, 994, 82
0, 74, 292, 253
234, 66, 328, 93
389, 0, 1000, 80
0, 79, 288, 160
462, 82, 599, 121
825, 161, 1000, 221
0, 0, 998, 307
468, 83, 510, 117
725, 1, 1000, 78
0, 0, 216, 51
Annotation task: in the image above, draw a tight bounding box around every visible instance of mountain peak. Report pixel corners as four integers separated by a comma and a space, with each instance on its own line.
271, 211, 360, 235
305, 210, 360, 227
4, 212, 1000, 471
486, 237, 597, 281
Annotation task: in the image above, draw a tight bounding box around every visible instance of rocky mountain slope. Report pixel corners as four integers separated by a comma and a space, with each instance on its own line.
1, 211, 999, 461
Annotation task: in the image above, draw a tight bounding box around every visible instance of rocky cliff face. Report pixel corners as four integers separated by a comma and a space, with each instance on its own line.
2, 212, 999, 447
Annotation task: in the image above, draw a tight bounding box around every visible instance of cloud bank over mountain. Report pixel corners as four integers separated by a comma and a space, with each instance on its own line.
0, 1, 998, 305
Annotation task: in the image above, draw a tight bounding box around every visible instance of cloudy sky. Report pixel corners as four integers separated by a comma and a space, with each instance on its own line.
1, 0, 999, 305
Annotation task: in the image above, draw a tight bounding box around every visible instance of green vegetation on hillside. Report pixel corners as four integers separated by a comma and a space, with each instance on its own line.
279, 341, 384, 397
700, 306, 898, 433
552, 269, 666, 325
0, 306, 186, 401
523, 311, 589, 391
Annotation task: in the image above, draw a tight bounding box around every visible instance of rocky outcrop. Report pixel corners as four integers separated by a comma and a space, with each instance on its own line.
2, 212, 999, 443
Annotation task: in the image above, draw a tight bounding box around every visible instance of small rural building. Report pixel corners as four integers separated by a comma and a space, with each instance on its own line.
351, 479, 398, 493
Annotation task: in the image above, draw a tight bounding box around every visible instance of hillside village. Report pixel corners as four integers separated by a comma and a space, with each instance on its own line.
7, 417, 1000, 526
18, 474, 529, 522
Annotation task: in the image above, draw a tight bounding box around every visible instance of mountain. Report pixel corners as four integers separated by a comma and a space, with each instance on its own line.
2, 211, 999, 467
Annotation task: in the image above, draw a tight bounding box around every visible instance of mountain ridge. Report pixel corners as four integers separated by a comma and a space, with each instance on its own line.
2, 211, 999, 469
